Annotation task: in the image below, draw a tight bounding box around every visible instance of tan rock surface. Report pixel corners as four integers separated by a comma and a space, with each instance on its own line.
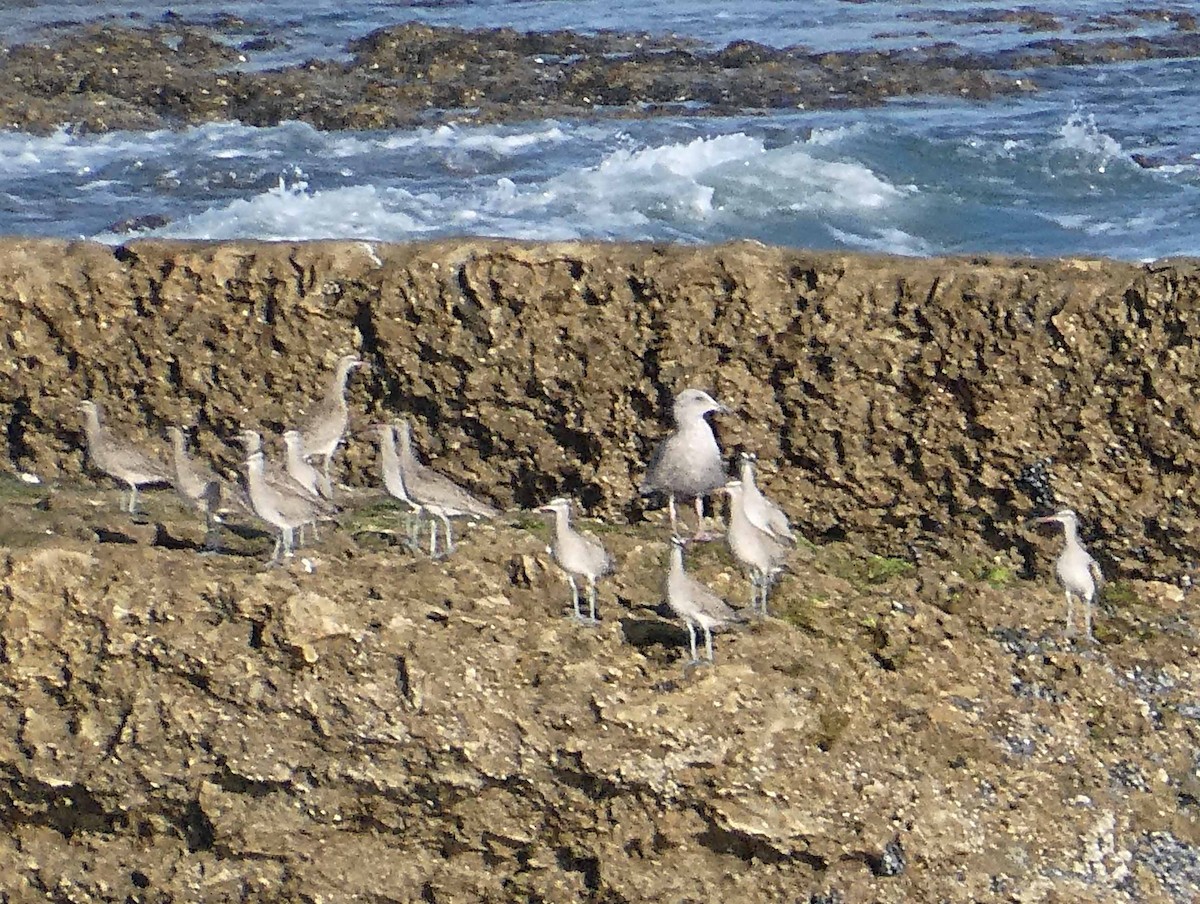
0, 239, 1199, 901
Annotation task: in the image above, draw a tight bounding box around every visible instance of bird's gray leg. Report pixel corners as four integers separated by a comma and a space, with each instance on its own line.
129, 485, 140, 516
568, 575, 582, 619
441, 514, 455, 554
1064, 591, 1075, 638
694, 495, 706, 540
588, 576, 598, 622
687, 622, 698, 662
1085, 593, 1094, 642
311, 520, 320, 542
202, 505, 220, 552
283, 526, 296, 558
668, 494, 678, 535
429, 519, 439, 558
704, 625, 715, 663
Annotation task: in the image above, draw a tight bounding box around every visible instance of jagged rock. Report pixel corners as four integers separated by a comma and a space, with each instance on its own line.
0, 240, 1199, 901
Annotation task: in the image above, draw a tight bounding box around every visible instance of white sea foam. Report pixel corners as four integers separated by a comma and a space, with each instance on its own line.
148, 178, 429, 241
482, 132, 911, 240
826, 224, 933, 256
111, 129, 917, 247
1052, 112, 1123, 169
323, 122, 570, 158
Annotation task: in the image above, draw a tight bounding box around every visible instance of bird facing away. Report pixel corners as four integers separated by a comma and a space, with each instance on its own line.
640, 389, 730, 540
296, 353, 365, 488
665, 535, 740, 665
240, 430, 335, 547
77, 400, 171, 516
166, 426, 222, 540
373, 422, 423, 548
738, 452, 795, 546
723, 478, 790, 616
394, 418, 499, 558
1035, 508, 1105, 641
283, 430, 334, 500
539, 496, 614, 623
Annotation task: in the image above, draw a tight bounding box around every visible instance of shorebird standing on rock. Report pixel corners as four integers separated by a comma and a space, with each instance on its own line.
1034, 508, 1105, 641
665, 535, 740, 665
76, 400, 171, 516
723, 478, 790, 616
166, 426, 222, 544
640, 389, 730, 540
394, 418, 499, 558
373, 422, 423, 548
240, 429, 336, 564
283, 430, 333, 501
296, 353, 365, 491
539, 496, 614, 624
239, 430, 335, 548
737, 452, 795, 546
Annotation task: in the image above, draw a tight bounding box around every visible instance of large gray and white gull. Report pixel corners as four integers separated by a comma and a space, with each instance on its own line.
539, 496, 614, 623
394, 418, 499, 557
665, 535, 740, 665
166, 426, 222, 541
1035, 508, 1105, 641
296, 353, 365, 489
77, 400, 171, 515
737, 452, 795, 546
639, 388, 730, 539
724, 478, 790, 616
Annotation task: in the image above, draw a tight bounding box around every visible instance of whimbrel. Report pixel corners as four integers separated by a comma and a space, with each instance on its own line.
665, 535, 739, 664
539, 496, 614, 623
242, 443, 333, 564
724, 478, 789, 615
737, 452, 795, 546
373, 422, 423, 548
640, 389, 730, 539
296, 353, 364, 489
1035, 508, 1104, 641
77, 400, 171, 515
283, 430, 333, 500
166, 426, 222, 543
240, 430, 335, 546
394, 418, 499, 557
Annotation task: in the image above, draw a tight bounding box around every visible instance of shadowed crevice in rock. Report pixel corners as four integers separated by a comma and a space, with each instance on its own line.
5, 238, 1200, 583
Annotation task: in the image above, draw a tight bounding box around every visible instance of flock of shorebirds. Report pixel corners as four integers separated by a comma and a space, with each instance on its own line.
71, 353, 1101, 666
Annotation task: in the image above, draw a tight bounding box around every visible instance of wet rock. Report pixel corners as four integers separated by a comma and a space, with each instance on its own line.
4, 17, 1200, 132
104, 213, 170, 235
0, 239, 1197, 899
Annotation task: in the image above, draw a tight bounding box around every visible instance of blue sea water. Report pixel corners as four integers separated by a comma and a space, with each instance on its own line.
3, 0, 1200, 259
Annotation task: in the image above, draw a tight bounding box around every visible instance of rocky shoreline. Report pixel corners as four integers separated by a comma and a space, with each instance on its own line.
2, 10, 1200, 133
1, 238, 1200, 901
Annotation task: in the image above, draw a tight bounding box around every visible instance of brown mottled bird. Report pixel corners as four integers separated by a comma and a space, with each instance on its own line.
538, 496, 614, 623
295, 353, 365, 489
1035, 508, 1105, 641
77, 400, 171, 515
665, 535, 740, 664
394, 418, 499, 557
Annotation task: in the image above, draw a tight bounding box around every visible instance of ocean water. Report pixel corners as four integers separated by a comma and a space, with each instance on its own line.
3, 0, 1200, 260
